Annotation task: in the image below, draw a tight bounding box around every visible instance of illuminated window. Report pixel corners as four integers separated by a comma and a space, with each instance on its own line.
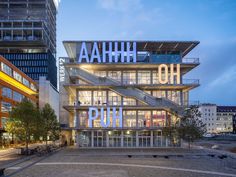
108, 71, 121, 82
108, 91, 121, 106
123, 111, 136, 127
138, 71, 150, 84
138, 111, 151, 128
123, 97, 136, 106
123, 71, 136, 84
78, 91, 92, 105
152, 111, 166, 127
93, 91, 106, 106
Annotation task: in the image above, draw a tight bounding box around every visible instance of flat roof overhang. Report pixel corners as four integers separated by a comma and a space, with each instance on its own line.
64, 63, 199, 75
63, 83, 200, 92
63, 40, 200, 59
0, 40, 47, 48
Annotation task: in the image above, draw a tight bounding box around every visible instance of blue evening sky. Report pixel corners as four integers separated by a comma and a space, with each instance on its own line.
57, 0, 236, 106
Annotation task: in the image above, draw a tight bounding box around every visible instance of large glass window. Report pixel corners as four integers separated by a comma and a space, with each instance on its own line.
123, 111, 136, 127
153, 90, 166, 98
79, 111, 88, 127
138, 111, 151, 128
93, 91, 107, 106
138, 71, 151, 84
13, 71, 22, 82
108, 91, 121, 106
123, 71, 136, 84
152, 70, 159, 84
13, 91, 23, 102
78, 91, 92, 105
23, 78, 30, 87
167, 91, 181, 105
30, 83, 37, 91
152, 111, 166, 127
1, 117, 7, 129
108, 71, 121, 82
1, 102, 12, 113
94, 71, 106, 77
1, 63, 12, 76
2, 87, 12, 98
123, 97, 136, 106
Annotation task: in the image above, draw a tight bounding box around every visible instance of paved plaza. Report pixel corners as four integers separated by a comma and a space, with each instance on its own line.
1, 147, 236, 177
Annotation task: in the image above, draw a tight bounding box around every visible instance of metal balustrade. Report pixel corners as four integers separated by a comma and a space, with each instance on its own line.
182, 58, 199, 64
67, 68, 184, 116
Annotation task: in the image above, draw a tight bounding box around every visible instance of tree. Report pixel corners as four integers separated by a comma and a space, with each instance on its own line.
178, 105, 206, 149
40, 103, 60, 146
10, 98, 39, 154
5, 118, 24, 144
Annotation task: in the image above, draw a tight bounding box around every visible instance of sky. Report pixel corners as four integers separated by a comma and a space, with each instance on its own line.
57, 0, 236, 106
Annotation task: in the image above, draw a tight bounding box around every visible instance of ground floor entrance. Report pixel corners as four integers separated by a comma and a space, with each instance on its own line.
68, 130, 180, 148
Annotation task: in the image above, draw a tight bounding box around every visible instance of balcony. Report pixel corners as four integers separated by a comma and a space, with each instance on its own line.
182, 79, 199, 85
182, 58, 199, 64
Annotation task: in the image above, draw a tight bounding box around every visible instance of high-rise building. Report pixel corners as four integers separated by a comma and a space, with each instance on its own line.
59, 40, 200, 148
0, 0, 60, 88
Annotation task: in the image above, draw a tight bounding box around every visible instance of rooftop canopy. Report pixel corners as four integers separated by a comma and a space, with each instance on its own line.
63, 40, 199, 59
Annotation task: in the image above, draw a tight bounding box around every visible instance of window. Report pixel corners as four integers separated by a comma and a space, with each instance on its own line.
123, 97, 136, 106
13, 91, 23, 102
30, 83, 37, 91
138, 71, 151, 84
1, 117, 7, 129
93, 91, 106, 106
108, 71, 121, 82
23, 78, 30, 87
152, 111, 166, 127
2, 87, 12, 98
13, 71, 22, 82
153, 90, 166, 98
138, 111, 151, 128
123, 71, 136, 84
1, 63, 12, 76
1, 102, 12, 113
108, 91, 121, 106
123, 111, 136, 127
78, 91, 92, 106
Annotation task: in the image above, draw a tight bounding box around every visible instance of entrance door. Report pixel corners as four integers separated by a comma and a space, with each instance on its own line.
94, 131, 106, 147
138, 131, 151, 147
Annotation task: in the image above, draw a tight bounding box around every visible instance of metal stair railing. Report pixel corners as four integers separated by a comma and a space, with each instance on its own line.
71, 68, 183, 115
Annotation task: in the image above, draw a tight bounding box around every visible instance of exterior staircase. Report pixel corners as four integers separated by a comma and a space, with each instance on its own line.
69, 68, 184, 116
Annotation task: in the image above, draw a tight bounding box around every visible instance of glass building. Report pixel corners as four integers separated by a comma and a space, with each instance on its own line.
0, 0, 59, 88
59, 41, 200, 148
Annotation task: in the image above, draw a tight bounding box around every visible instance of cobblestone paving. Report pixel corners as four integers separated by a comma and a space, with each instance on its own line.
5, 148, 236, 177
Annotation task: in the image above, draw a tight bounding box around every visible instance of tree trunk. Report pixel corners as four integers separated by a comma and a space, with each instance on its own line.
188, 137, 191, 149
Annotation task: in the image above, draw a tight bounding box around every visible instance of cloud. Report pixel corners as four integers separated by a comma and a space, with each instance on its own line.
208, 65, 236, 88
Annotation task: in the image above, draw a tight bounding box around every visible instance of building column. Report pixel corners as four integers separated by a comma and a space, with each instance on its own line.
91, 131, 94, 147
121, 131, 124, 147
136, 131, 139, 147
76, 131, 79, 148
106, 131, 109, 147
151, 131, 153, 147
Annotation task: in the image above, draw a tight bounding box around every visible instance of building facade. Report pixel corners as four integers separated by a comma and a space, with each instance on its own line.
198, 104, 235, 133
0, 55, 37, 134
198, 104, 217, 133
216, 106, 235, 133
59, 41, 200, 148
0, 0, 59, 88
